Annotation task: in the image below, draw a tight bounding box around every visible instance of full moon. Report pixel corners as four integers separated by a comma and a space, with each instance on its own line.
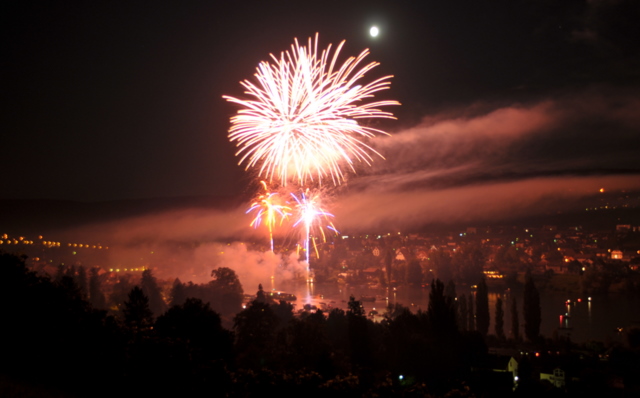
369, 26, 379, 37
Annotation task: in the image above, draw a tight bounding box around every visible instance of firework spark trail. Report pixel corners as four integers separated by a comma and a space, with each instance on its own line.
246, 181, 291, 252
223, 33, 399, 187
290, 189, 337, 269
226, 34, 396, 269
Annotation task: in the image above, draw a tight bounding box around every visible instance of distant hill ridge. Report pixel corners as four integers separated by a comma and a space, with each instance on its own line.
0, 195, 243, 236
1, 192, 639, 238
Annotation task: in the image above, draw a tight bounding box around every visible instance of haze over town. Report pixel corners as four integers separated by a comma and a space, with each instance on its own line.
3, 1, 640, 396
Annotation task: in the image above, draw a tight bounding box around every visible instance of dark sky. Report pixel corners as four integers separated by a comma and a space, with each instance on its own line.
3, 0, 640, 204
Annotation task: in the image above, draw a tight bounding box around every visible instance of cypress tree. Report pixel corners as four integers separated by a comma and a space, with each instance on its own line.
467, 294, 475, 331
427, 279, 458, 338
523, 271, 541, 342
458, 293, 467, 332
444, 280, 457, 300
476, 277, 489, 336
384, 249, 393, 285
141, 269, 167, 317
510, 295, 519, 341
495, 296, 505, 340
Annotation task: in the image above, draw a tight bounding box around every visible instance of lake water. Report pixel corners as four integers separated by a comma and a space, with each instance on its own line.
266, 280, 640, 344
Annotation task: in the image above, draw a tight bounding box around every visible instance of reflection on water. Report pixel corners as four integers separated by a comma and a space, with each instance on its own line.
544, 293, 640, 343
268, 281, 640, 343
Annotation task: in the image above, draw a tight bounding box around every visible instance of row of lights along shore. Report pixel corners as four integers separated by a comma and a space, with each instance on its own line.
0, 233, 107, 250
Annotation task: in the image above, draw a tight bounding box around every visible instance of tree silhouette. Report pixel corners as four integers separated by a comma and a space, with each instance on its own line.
427, 279, 458, 340
1, 252, 120, 395
209, 267, 243, 316
458, 293, 468, 331
89, 266, 106, 309
270, 299, 294, 328
347, 295, 370, 367
523, 270, 541, 342
495, 296, 505, 340
510, 295, 520, 341
54, 263, 66, 283
475, 277, 489, 337
52, 265, 83, 301
383, 304, 425, 378
444, 280, 457, 300
255, 283, 276, 305
425, 279, 463, 391
141, 269, 167, 317
467, 294, 475, 331
347, 295, 365, 317
288, 310, 332, 374
77, 265, 88, 300
155, 297, 233, 363
234, 300, 278, 368
326, 308, 348, 357
170, 278, 187, 307
64, 264, 76, 280
122, 286, 153, 333
384, 249, 393, 285
110, 274, 134, 312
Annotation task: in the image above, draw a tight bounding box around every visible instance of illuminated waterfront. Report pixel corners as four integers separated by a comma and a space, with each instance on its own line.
269, 281, 640, 344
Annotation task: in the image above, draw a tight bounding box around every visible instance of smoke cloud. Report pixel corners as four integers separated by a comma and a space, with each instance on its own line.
58, 87, 640, 285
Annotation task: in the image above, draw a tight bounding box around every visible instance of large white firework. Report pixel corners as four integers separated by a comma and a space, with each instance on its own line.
223, 33, 399, 186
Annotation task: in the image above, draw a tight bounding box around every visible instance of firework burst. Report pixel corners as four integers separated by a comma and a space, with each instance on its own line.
247, 181, 291, 252
290, 189, 338, 267
223, 33, 399, 187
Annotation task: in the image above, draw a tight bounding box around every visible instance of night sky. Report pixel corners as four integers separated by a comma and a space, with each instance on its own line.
4, 1, 640, 225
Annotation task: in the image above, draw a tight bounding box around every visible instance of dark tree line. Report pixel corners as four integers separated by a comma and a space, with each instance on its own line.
2, 250, 553, 397
169, 267, 244, 318
0, 252, 243, 397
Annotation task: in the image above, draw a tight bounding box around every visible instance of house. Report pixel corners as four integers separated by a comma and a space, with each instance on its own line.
540, 367, 566, 389
470, 355, 518, 393
415, 249, 429, 261
362, 267, 381, 279
611, 250, 624, 260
